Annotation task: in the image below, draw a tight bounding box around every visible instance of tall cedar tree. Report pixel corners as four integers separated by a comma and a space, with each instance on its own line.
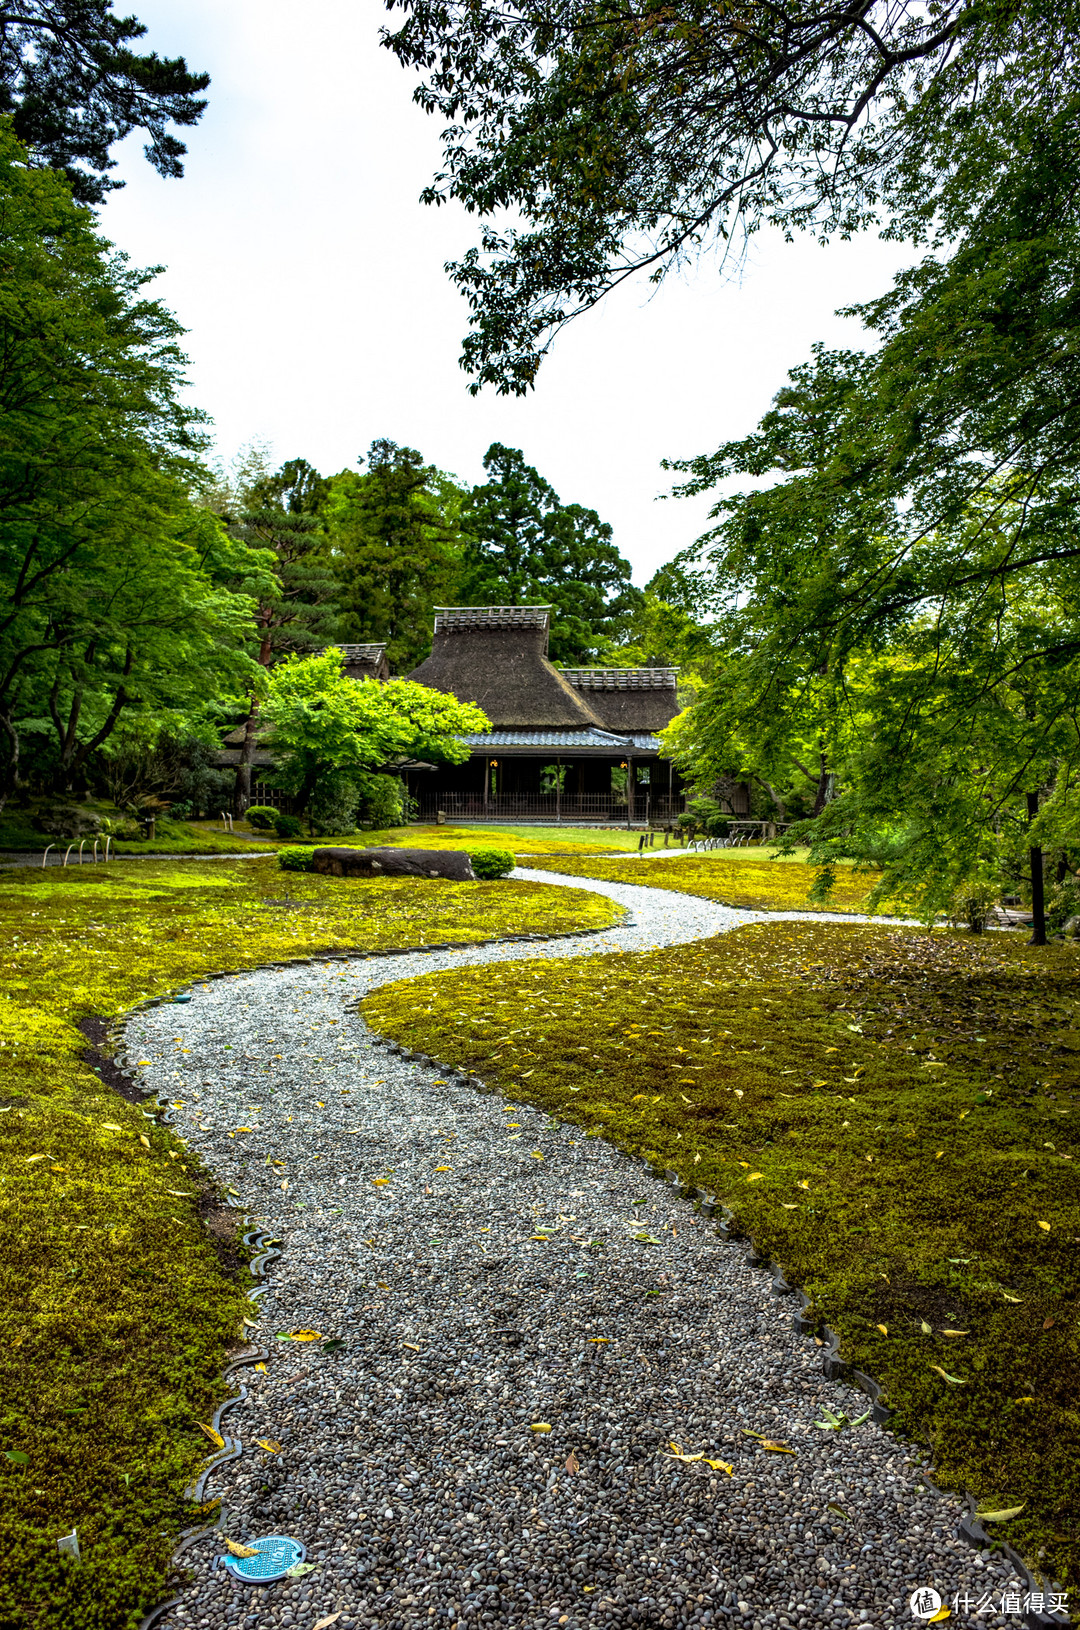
382, 0, 1079, 393
329, 439, 469, 672
460, 443, 641, 664
225, 458, 340, 811
1, 3, 209, 204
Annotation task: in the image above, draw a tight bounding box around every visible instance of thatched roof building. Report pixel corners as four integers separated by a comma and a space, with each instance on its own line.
404, 605, 703, 824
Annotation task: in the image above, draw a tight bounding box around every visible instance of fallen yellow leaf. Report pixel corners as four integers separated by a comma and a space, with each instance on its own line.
313, 1615, 344, 1630
372, 1178, 390, 1187
255, 1438, 281, 1454
875, 1324, 888, 1336
402, 1342, 421, 1352
761, 1440, 796, 1453
530, 1422, 552, 1433
139, 1135, 151, 1149
942, 1329, 968, 1337
434, 1165, 451, 1173
223, 1537, 259, 1558
285, 1330, 324, 1341
198, 1422, 225, 1450
1038, 1220, 1051, 1231
705, 1459, 734, 1474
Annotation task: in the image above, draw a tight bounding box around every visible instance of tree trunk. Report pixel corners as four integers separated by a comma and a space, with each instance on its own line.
293, 765, 319, 816
1027, 790, 1047, 946
234, 698, 260, 814
811, 753, 833, 817
0, 709, 19, 813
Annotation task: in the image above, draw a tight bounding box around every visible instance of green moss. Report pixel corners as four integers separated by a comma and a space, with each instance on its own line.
0, 860, 620, 1627
523, 850, 878, 910
363, 920, 1080, 1585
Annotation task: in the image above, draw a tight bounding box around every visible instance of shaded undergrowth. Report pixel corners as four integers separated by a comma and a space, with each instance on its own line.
523, 850, 876, 911
364, 920, 1080, 1586
0, 860, 619, 1629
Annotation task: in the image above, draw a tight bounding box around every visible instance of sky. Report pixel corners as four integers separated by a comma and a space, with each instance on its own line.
101, 0, 912, 586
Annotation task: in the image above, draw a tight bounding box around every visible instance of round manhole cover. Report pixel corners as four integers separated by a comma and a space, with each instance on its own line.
220, 1535, 306, 1583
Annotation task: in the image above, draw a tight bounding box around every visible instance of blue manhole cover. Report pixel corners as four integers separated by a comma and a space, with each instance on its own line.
220, 1535, 306, 1583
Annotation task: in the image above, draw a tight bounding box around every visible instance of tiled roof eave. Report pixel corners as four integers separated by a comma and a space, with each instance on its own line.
460, 729, 663, 753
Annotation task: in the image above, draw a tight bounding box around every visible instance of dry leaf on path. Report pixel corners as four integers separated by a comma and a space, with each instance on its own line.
975, 1504, 1025, 1523
565, 1452, 580, 1475
222, 1537, 259, 1558
313, 1616, 344, 1630
255, 1439, 282, 1454
530, 1423, 552, 1433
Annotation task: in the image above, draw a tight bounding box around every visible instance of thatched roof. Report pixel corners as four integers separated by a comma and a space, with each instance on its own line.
408, 606, 604, 729
560, 667, 680, 733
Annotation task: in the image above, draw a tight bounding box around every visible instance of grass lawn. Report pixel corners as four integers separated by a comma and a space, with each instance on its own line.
523, 848, 877, 912
0, 860, 621, 1630
364, 920, 1080, 1586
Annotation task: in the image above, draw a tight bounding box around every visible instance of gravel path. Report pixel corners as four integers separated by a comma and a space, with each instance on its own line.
126, 870, 1028, 1630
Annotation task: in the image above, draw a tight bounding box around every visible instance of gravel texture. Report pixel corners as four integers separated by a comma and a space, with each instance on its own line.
125, 870, 1030, 1630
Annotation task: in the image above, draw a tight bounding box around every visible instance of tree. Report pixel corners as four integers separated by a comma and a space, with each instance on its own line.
461, 443, 641, 662
218, 457, 341, 811
261, 648, 489, 816
0, 121, 267, 807
382, 0, 1079, 391
329, 439, 469, 671
1, 3, 209, 204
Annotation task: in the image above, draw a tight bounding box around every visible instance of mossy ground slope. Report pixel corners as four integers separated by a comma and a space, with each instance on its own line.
0, 860, 619, 1630
364, 920, 1080, 1586
523, 849, 875, 911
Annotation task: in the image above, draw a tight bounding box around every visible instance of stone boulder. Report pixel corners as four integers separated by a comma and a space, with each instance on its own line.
311, 847, 476, 881
31, 805, 102, 838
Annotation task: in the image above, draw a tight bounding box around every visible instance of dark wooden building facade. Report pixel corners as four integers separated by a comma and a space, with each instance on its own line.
406, 606, 691, 824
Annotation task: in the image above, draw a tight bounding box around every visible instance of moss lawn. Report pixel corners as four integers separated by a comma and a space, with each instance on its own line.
0, 859, 620, 1629
523, 849, 875, 912
363, 919, 1080, 1585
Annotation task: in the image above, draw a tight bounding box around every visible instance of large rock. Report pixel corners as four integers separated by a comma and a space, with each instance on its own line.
31, 805, 102, 838
311, 846, 476, 881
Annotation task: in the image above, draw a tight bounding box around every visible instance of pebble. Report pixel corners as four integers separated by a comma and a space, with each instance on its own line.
127, 869, 1025, 1629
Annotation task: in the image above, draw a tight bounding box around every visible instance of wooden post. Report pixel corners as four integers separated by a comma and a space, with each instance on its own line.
626, 757, 633, 830
556, 756, 562, 825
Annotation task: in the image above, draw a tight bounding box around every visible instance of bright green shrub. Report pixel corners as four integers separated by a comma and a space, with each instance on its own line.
245, 805, 279, 830
273, 813, 303, 838
277, 845, 315, 871
469, 847, 515, 879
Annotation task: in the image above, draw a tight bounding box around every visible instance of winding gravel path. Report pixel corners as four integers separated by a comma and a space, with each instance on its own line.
127, 869, 1026, 1630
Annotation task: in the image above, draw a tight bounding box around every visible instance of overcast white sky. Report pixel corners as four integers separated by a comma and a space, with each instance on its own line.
101, 0, 911, 585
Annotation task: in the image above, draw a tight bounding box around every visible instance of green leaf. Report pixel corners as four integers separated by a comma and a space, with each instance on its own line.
975, 1504, 1025, 1524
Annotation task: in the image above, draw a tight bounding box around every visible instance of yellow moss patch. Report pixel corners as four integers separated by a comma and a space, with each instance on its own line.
364, 920, 1080, 1585
0, 859, 620, 1628
523, 850, 876, 911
